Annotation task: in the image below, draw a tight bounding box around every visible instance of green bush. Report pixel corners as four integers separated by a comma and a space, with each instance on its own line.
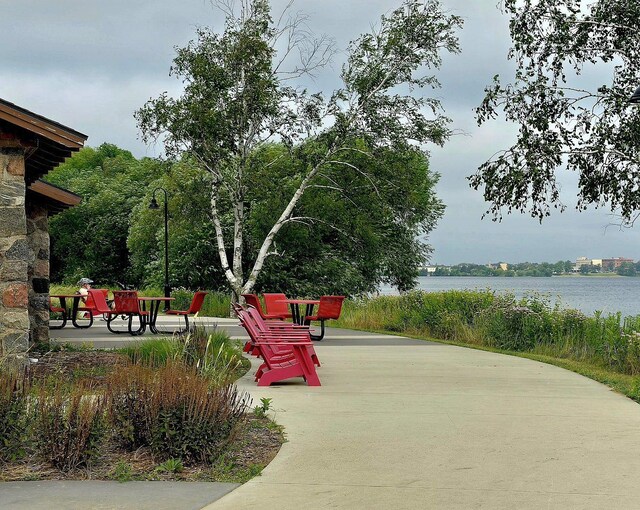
337, 290, 640, 377
107, 361, 249, 464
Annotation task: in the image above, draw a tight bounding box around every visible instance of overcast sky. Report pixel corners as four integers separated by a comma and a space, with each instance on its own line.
2, 0, 639, 265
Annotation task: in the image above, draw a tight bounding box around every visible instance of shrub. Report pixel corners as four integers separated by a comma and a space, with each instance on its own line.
34, 382, 106, 472
0, 369, 30, 463
107, 361, 249, 464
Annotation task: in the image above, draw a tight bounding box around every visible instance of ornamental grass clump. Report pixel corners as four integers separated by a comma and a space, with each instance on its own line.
0, 368, 31, 463
34, 381, 107, 472
107, 361, 249, 464
122, 327, 245, 385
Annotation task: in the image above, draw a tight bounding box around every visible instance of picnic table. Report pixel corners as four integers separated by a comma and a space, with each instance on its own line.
49, 294, 90, 329
138, 296, 175, 334
280, 299, 320, 326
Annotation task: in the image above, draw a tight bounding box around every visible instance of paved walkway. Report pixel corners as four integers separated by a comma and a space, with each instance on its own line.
23, 320, 640, 508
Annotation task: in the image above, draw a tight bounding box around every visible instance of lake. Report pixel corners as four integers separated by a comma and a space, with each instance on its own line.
379, 276, 640, 317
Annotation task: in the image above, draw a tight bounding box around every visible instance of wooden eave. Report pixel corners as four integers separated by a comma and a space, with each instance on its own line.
0, 98, 88, 184
27, 179, 82, 216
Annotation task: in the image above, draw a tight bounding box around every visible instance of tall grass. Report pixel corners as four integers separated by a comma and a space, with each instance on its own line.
0, 368, 30, 463
107, 361, 249, 463
34, 381, 107, 472
121, 327, 246, 386
336, 290, 640, 376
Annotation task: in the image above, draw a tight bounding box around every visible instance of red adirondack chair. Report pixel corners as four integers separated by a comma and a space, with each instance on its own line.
304, 295, 346, 341
245, 306, 320, 367
238, 307, 321, 386
263, 293, 292, 319
241, 294, 287, 320
166, 291, 208, 332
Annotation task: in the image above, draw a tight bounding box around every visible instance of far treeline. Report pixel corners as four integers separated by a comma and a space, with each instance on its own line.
422, 261, 640, 277
46, 143, 443, 297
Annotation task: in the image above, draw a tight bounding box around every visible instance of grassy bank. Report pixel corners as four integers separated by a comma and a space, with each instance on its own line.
334, 290, 640, 403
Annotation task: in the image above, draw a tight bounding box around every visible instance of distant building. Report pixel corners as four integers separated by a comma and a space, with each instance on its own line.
499, 262, 508, 271
591, 259, 603, 267
424, 265, 437, 275
602, 257, 635, 271
574, 256, 591, 272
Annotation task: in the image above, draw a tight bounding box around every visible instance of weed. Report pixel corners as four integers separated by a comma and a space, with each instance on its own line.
0, 369, 30, 463
253, 397, 273, 419
111, 461, 133, 482
155, 458, 184, 474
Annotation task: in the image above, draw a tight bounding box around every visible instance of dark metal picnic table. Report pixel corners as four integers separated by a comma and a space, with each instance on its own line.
49, 294, 90, 329
138, 296, 175, 334
281, 298, 320, 326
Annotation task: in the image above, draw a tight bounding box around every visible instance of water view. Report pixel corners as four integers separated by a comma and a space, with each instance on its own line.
380, 276, 640, 318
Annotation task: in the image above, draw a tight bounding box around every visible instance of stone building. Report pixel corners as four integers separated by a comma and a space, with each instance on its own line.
0, 98, 86, 354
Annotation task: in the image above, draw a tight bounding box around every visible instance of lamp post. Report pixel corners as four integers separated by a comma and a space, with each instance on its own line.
149, 187, 170, 310
630, 85, 640, 104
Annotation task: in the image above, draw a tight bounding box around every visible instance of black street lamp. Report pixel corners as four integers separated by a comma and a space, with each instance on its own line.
149, 187, 171, 310
629, 85, 640, 104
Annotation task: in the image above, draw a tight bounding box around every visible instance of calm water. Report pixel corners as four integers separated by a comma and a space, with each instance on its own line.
379, 276, 640, 317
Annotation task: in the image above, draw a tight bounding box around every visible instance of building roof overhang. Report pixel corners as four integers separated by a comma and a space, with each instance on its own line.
26, 179, 82, 216
0, 98, 88, 184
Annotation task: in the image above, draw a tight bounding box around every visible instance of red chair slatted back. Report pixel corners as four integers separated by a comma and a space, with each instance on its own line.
113, 290, 140, 314
316, 295, 345, 320
263, 293, 290, 317
241, 294, 267, 319
88, 289, 112, 314
187, 291, 208, 314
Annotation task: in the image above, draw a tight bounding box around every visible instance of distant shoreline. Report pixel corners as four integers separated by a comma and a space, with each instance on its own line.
420, 273, 625, 278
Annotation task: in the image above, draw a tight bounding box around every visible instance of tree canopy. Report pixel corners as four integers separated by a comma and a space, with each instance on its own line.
45, 144, 161, 286
136, 0, 461, 297
47, 141, 443, 296
471, 0, 640, 223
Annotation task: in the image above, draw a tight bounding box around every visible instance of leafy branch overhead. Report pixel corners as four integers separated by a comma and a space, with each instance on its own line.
471, 0, 640, 222
136, 0, 462, 297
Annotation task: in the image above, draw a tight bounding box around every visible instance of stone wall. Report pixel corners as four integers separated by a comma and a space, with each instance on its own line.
0, 148, 29, 355
27, 203, 49, 346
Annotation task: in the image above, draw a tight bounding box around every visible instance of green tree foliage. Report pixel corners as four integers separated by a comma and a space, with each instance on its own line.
136, 0, 461, 297
46, 144, 161, 285
128, 143, 443, 295
471, 0, 640, 222
128, 160, 227, 291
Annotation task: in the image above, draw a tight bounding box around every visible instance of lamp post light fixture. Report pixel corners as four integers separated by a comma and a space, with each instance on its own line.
149, 187, 171, 310
629, 85, 640, 104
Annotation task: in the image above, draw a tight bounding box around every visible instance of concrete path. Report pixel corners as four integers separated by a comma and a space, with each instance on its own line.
0, 481, 238, 510
206, 337, 640, 509
40, 319, 640, 508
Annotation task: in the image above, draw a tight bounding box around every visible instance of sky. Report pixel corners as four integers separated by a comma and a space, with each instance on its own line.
2, 0, 639, 265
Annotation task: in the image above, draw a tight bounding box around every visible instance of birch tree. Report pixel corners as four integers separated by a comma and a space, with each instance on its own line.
472, 0, 640, 223
136, 0, 462, 298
